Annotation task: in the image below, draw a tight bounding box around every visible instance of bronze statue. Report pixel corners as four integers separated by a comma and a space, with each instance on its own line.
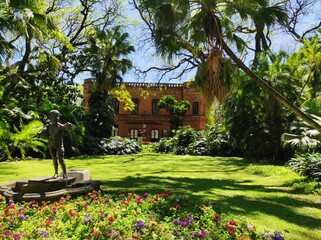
38, 110, 72, 180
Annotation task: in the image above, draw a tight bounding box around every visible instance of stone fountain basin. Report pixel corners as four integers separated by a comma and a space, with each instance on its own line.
0, 170, 101, 202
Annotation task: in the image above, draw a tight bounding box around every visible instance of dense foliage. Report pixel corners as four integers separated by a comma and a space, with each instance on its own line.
288, 153, 321, 181
84, 136, 142, 156
0, 191, 286, 239
154, 126, 236, 157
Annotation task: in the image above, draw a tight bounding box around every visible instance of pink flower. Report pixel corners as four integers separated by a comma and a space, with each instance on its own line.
45, 219, 53, 227
13, 233, 21, 239
4, 230, 11, 236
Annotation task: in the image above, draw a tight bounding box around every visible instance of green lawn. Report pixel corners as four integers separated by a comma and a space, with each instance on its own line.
1, 150, 320, 240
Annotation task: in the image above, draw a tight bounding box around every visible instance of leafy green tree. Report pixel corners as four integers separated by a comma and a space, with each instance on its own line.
158, 95, 190, 133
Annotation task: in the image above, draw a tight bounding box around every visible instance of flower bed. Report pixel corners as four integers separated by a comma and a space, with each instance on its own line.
0, 191, 285, 239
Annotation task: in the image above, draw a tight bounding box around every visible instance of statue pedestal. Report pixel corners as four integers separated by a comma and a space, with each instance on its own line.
0, 170, 101, 202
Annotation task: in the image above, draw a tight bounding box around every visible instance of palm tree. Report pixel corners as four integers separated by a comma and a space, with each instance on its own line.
78, 26, 134, 91
288, 35, 321, 99
133, 0, 321, 132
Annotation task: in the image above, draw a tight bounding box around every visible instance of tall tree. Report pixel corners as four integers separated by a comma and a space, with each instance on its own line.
132, 0, 321, 132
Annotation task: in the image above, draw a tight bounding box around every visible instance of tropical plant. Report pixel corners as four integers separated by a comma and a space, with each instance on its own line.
282, 114, 321, 152
10, 120, 46, 159
288, 153, 321, 181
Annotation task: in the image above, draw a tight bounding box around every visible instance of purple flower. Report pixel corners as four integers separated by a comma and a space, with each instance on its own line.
188, 217, 194, 223
174, 219, 180, 225
19, 206, 24, 211
274, 231, 284, 240
9, 199, 14, 204
134, 220, 145, 229
41, 230, 49, 238
84, 219, 90, 224
181, 221, 188, 227
197, 230, 206, 238
140, 230, 145, 235
4, 230, 11, 236
143, 193, 149, 198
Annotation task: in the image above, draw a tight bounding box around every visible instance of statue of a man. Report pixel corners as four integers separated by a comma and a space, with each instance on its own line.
38, 110, 72, 180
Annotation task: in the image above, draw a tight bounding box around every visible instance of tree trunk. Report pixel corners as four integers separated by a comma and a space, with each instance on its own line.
222, 40, 321, 132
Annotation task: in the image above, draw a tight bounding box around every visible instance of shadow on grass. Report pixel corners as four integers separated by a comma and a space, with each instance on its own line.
100, 175, 321, 230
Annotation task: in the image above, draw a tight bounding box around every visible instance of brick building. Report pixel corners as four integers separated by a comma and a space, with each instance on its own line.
83, 78, 206, 142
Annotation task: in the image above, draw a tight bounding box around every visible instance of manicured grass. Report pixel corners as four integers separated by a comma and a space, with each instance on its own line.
1, 150, 321, 239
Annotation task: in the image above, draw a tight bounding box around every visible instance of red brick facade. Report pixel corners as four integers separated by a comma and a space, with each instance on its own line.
83, 79, 206, 142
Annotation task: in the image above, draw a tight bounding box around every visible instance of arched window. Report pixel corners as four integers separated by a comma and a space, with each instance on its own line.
130, 129, 138, 139
151, 129, 159, 142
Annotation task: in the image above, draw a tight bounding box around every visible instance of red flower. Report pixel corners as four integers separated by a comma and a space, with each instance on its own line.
212, 213, 220, 222
229, 220, 237, 226
228, 225, 237, 235
108, 216, 115, 223
69, 209, 76, 216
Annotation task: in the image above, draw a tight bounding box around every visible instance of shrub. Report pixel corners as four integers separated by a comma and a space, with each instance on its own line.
84, 136, 142, 155
154, 126, 205, 155
154, 137, 176, 153
187, 137, 208, 155
287, 153, 321, 181
205, 124, 235, 157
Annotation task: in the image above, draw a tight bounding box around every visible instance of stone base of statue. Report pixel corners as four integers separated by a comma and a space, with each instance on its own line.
0, 170, 101, 202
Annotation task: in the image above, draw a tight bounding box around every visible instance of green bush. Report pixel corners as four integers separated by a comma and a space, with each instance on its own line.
154, 137, 176, 153
288, 153, 321, 181
205, 125, 235, 157
154, 126, 204, 155
84, 136, 142, 155
154, 126, 237, 156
